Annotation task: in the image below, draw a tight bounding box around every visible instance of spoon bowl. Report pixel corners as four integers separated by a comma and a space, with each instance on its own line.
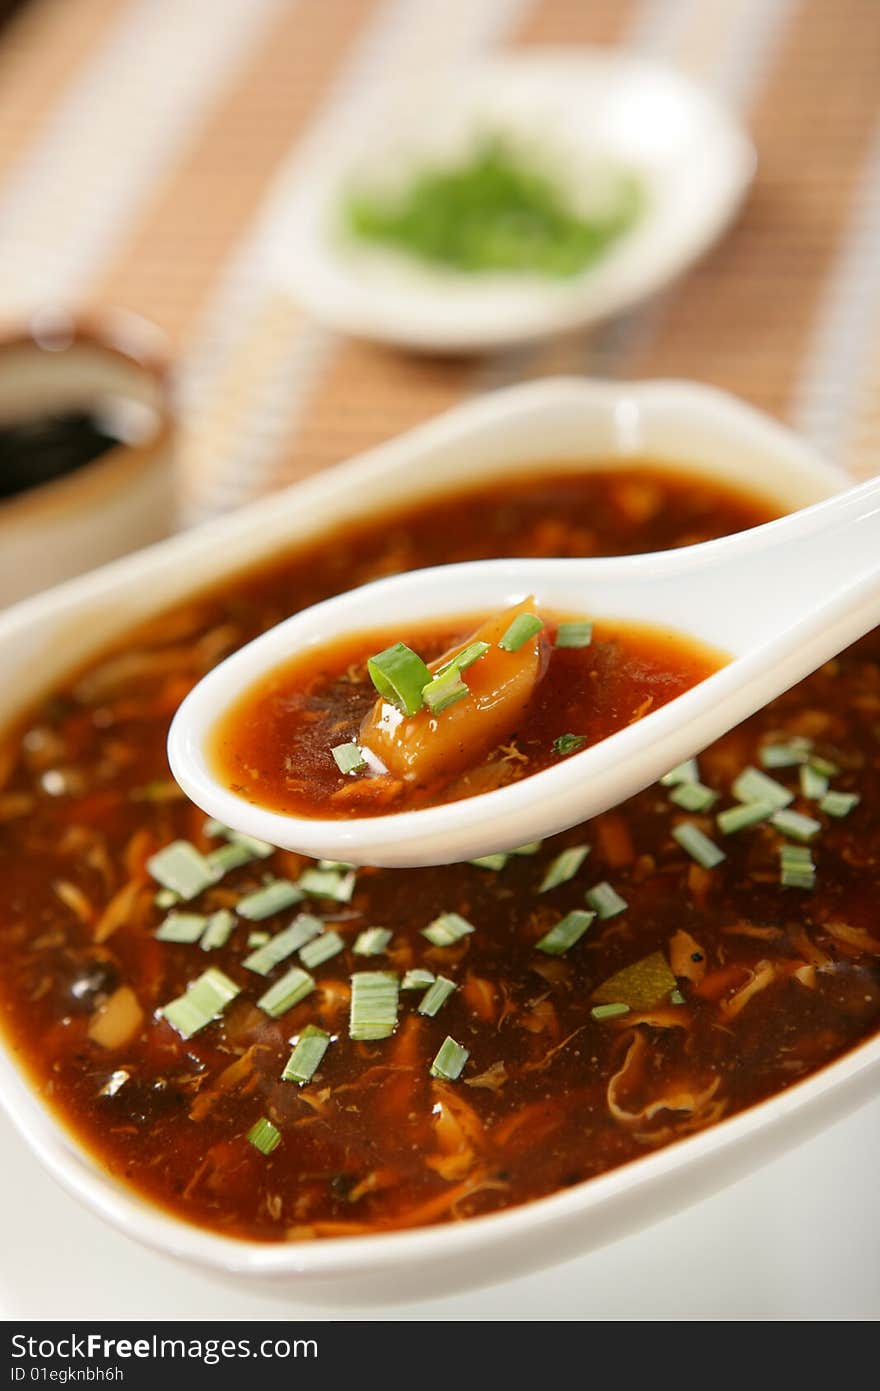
169, 474, 880, 866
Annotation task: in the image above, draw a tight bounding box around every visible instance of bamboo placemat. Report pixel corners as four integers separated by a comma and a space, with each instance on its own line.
0, 0, 878, 518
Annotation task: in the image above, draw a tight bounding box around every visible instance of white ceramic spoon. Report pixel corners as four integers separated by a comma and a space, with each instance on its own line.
169, 474, 880, 867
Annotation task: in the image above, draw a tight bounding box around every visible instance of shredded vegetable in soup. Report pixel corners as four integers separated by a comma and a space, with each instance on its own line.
211, 605, 724, 817
1, 464, 878, 1244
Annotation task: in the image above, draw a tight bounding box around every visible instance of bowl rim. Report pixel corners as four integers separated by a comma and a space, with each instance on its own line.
0, 375, 871, 1286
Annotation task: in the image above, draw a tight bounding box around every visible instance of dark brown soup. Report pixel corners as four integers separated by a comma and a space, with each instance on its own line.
212, 610, 724, 817
1, 464, 877, 1245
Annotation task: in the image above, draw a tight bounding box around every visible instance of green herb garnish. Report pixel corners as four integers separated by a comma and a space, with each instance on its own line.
554, 620, 593, 648
422, 912, 474, 946
299, 930, 345, 969
535, 908, 594, 956
331, 742, 367, 775
539, 844, 590, 892
200, 909, 235, 951
282, 1026, 331, 1085
418, 976, 457, 1017
498, 612, 544, 652
349, 971, 399, 1040
155, 911, 206, 943
237, 879, 304, 920
257, 966, 315, 1017
820, 790, 860, 818
553, 733, 587, 756
247, 1117, 281, 1155
430, 1036, 469, 1081
344, 137, 641, 278
672, 822, 726, 868
585, 881, 628, 920
147, 841, 215, 901
367, 642, 431, 716
732, 766, 793, 810
353, 927, 393, 956
243, 913, 322, 975
161, 968, 240, 1039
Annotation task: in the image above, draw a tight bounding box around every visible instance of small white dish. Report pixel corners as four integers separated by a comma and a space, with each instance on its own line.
272, 49, 756, 353
0, 378, 870, 1306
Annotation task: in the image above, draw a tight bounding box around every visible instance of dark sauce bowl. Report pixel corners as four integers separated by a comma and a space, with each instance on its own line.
0, 309, 175, 606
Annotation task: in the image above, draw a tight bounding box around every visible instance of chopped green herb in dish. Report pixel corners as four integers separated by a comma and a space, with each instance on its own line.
343, 137, 642, 278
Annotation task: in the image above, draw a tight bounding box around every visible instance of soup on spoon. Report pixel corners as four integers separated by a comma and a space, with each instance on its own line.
210, 600, 725, 819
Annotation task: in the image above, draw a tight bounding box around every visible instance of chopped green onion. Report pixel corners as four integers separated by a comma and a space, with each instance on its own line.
778, 842, 816, 890
418, 975, 457, 1017
672, 822, 726, 868
780, 866, 816, 890
498, 612, 544, 652
553, 733, 587, 756
204, 818, 226, 838
716, 799, 774, 835
367, 642, 431, 715
298, 868, 356, 903
809, 754, 839, 778
247, 1117, 281, 1155
161, 967, 239, 1039
226, 831, 274, 859
154, 888, 178, 910
779, 843, 813, 866
437, 640, 490, 676
206, 841, 255, 875
469, 852, 509, 871
591, 1002, 630, 1021
535, 908, 594, 956
237, 879, 304, 920
318, 859, 356, 871
200, 909, 235, 951
430, 1036, 469, 1080
511, 841, 542, 856
422, 912, 474, 946
147, 841, 215, 901
771, 808, 821, 842
669, 781, 717, 812
299, 930, 345, 969
155, 911, 206, 943
401, 968, 435, 990
281, 1025, 331, 1085
353, 927, 393, 956
660, 758, 699, 787
759, 737, 811, 769
799, 763, 829, 800
585, 881, 628, 920
670, 988, 686, 1006
554, 620, 593, 649
247, 930, 270, 948
349, 971, 399, 1040
538, 844, 590, 893
331, 742, 367, 775
422, 665, 469, 714
243, 912, 322, 975
257, 966, 315, 1017
732, 766, 793, 810
820, 790, 860, 818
